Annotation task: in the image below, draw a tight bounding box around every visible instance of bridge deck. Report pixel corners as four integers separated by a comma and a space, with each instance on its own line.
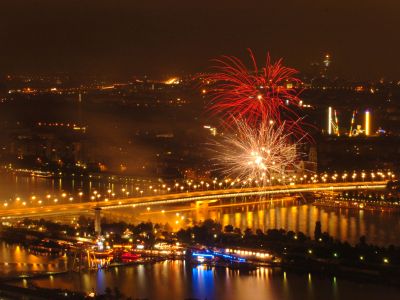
0, 181, 386, 219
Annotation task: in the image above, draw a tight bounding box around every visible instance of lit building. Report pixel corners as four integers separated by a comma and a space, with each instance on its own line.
365, 110, 371, 136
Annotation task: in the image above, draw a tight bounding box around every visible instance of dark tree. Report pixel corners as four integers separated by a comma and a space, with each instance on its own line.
224, 224, 234, 233
314, 221, 322, 241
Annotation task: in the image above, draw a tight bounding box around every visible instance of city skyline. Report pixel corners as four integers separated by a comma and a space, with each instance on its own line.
1, 1, 400, 79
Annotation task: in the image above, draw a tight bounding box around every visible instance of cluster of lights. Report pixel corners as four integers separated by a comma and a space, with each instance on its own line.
306, 248, 390, 265
1, 170, 394, 211
225, 248, 271, 259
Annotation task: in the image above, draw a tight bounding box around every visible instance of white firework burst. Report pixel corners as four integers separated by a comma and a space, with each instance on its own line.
213, 120, 303, 185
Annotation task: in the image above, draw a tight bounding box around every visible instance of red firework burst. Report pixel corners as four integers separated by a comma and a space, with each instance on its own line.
205, 49, 304, 134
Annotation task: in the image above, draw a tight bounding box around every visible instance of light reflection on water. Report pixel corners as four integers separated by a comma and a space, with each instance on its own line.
210, 201, 400, 246
1, 243, 400, 299
0, 242, 68, 277
137, 198, 400, 246
19, 261, 400, 300
0, 172, 152, 201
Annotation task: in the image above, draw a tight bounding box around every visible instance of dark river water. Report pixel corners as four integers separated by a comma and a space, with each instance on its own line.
2, 242, 398, 300
0, 171, 153, 201
136, 199, 400, 246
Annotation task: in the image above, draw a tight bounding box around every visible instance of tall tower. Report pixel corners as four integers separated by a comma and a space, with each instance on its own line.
328, 106, 332, 135
349, 110, 357, 137
365, 110, 371, 136
322, 54, 331, 77
323, 54, 331, 68
78, 92, 83, 126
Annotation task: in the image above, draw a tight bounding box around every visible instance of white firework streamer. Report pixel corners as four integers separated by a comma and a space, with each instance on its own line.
213, 119, 303, 185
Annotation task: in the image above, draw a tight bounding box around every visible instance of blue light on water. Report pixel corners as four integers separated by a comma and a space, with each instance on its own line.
192, 253, 214, 258
191, 250, 246, 262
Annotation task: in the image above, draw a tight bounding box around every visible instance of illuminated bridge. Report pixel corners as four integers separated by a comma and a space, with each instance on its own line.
0, 181, 387, 219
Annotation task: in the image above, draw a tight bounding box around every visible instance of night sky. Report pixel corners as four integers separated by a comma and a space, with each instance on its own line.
0, 0, 399, 79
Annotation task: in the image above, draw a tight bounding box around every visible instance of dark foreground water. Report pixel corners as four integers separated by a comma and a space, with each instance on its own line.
1, 243, 399, 300
16, 261, 400, 300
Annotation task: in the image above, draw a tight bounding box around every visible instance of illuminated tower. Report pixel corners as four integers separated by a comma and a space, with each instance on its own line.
328, 106, 332, 135
323, 54, 331, 68
334, 109, 340, 136
365, 110, 371, 136
322, 54, 331, 78
78, 92, 82, 125
349, 110, 357, 137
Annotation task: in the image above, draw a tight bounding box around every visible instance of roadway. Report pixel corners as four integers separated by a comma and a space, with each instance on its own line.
0, 181, 387, 219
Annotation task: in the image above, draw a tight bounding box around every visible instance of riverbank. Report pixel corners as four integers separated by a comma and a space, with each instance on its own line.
314, 198, 400, 212
5, 260, 400, 300
3, 217, 400, 290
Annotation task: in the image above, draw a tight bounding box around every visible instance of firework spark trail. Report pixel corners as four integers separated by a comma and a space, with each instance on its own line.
213, 120, 303, 185
205, 49, 305, 136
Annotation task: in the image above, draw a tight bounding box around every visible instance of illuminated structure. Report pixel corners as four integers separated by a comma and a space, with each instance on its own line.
328, 107, 332, 135
191, 250, 246, 263
334, 110, 340, 136
349, 110, 357, 137
323, 54, 331, 68
165, 77, 180, 85
365, 110, 371, 136
0, 179, 389, 220
321, 54, 331, 77
327, 106, 339, 136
